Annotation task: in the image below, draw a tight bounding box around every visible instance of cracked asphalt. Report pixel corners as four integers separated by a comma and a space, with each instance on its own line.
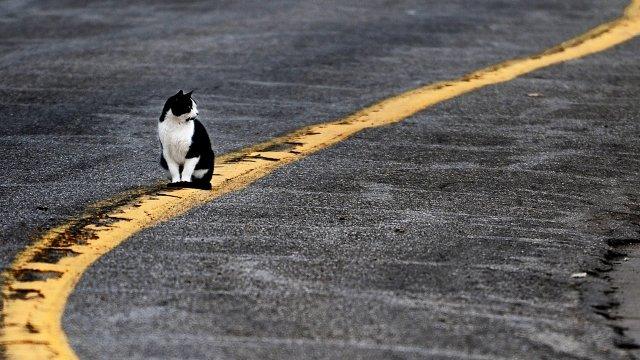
1, 0, 640, 359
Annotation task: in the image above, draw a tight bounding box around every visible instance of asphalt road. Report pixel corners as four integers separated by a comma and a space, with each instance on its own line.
1, 0, 640, 359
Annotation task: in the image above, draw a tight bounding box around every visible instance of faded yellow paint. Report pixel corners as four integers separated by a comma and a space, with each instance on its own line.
2, 1, 640, 358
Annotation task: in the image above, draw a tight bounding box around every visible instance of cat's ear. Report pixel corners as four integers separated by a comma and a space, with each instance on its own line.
176, 90, 184, 96
186, 90, 193, 97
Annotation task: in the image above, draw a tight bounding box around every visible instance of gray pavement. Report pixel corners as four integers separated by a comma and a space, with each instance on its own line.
612, 245, 640, 358
1, 0, 639, 359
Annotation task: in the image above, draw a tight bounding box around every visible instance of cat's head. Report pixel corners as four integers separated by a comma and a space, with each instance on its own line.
162, 90, 198, 122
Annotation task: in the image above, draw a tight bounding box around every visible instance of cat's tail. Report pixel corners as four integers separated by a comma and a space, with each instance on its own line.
167, 181, 212, 190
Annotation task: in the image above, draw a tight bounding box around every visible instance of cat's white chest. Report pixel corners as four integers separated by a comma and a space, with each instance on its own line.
158, 120, 194, 165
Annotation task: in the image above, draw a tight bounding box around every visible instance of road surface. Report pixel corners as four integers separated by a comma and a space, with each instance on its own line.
1, 0, 640, 359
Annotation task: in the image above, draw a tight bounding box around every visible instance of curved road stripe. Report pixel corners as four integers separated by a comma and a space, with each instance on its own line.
2, 1, 640, 358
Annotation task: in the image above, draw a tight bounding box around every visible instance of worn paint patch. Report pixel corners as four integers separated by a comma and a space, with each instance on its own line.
2, 1, 640, 358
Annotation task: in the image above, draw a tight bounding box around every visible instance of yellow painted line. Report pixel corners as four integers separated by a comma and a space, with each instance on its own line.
2, 1, 640, 358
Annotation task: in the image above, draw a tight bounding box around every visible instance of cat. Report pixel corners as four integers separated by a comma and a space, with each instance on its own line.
158, 90, 214, 190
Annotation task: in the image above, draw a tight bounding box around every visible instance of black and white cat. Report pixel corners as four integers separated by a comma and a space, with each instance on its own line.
158, 90, 214, 190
